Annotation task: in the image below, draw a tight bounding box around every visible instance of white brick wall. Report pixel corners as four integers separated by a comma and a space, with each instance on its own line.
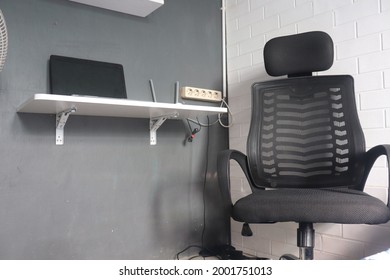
225, 0, 390, 260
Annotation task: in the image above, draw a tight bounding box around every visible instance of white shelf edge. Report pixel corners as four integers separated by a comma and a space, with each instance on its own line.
17, 93, 227, 119
17, 93, 228, 145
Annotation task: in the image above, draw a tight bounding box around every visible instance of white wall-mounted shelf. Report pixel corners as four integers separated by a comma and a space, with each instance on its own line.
17, 94, 227, 145
69, 0, 164, 17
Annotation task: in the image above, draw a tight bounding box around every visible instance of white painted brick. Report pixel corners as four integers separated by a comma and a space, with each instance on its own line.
329, 22, 356, 43
280, 2, 313, 27
343, 224, 390, 245
227, 96, 242, 114
363, 128, 390, 147
228, 87, 251, 108
228, 137, 246, 154
264, 0, 295, 18
313, 0, 352, 15
297, 11, 333, 34
275, 222, 298, 231
231, 219, 243, 234
228, 81, 250, 97
251, 16, 279, 37
322, 235, 365, 259
231, 230, 243, 248
226, 18, 239, 33
264, 24, 296, 41
249, 0, 269, 12
225, 0, 237, 7
315, 224, 343, 237
383, 30, 390, 50
359, 50, 390, 73
387, 109, 390, 127
228, 91, 251, 113
336, 34, 381, 60
358, 109, 385, 129
365, 167, 388, 188
239, 35, 265, 55
229, 79, 255, 99
357, 10, 390, 37
230, 177, 244, 193
227, 26, 251, 46
384, 70, 390, 88
314, 250, 349, 260
243, 236, 272, 254
242, 179, 253, 193
233, 108, 251, 124
241, 123, 250, 137
229, 162, 245, 179
227, 0, 250, 20
322, 57, 358, 75
227, 44, 239, 59
229, 124, 241, 138
354, 71, 383, 92
243, 75, 266, 91
228, 53, 252, 71
244, 247, 261, 258
238, 8, 263, 28
271, 240, 299, 257
365, 242, 390, 258
228, 70, 240, 84
334, 0, 379, 26
360, 89, 390, 110
252, 50, 263, 65
231, 190, 245, 204
296, 0, 311, 5
364, 186, 388, 204
284, 227, 300, 245
382, 0, 390, 12
254, 224, 286, 242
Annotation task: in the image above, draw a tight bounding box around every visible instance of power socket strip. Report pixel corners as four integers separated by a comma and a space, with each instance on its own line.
180, 86, 222, 102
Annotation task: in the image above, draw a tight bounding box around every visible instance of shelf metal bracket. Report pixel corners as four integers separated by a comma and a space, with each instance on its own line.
56, 107, 77, 145
149, 113, 179, 145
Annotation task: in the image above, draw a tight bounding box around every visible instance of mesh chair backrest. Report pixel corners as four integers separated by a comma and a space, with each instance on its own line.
247, 76, 366, 189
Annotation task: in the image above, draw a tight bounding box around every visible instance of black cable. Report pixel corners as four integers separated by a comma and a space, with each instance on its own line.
186, 118, 201, 142
175, 245, 204, 260
201, 116, 210, 247
175, 117, 217, 260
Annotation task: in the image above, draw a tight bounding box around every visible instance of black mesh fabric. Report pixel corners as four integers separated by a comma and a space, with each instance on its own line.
248, 76, 366, 189
233, 188, 390, 224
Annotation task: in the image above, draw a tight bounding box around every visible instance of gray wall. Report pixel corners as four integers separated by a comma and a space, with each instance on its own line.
0, 0, 229, 259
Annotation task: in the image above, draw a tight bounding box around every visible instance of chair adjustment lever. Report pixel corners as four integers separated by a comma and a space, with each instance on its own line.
241, 223, 253, 236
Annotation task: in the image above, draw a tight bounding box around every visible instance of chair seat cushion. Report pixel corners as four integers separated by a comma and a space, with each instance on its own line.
233, 188, 390, 224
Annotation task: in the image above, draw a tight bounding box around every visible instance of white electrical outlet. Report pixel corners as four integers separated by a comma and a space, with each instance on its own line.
180, 86, 222, 102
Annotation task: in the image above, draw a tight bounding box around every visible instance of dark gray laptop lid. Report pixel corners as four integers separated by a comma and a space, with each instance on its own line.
49, 55, 127, 99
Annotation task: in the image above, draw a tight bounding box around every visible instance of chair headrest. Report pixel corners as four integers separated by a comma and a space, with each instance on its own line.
264, 31, 334, 77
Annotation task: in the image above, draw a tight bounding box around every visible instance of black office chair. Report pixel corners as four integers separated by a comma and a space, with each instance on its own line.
218, 31, 390, 260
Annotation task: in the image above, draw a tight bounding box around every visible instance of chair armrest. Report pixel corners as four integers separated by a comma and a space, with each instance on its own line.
217, 150, 261, 209
361, 145, 390, 206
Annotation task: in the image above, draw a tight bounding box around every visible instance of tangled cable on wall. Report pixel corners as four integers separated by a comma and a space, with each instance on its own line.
0, 9, 8, 72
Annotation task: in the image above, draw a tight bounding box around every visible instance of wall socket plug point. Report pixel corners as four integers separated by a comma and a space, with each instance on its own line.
180, 86, 222, 102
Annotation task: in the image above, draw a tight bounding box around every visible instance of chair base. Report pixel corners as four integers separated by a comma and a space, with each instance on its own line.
279, 223, 315, 260
280, 254, 299, 260
200, 245, 269, 260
